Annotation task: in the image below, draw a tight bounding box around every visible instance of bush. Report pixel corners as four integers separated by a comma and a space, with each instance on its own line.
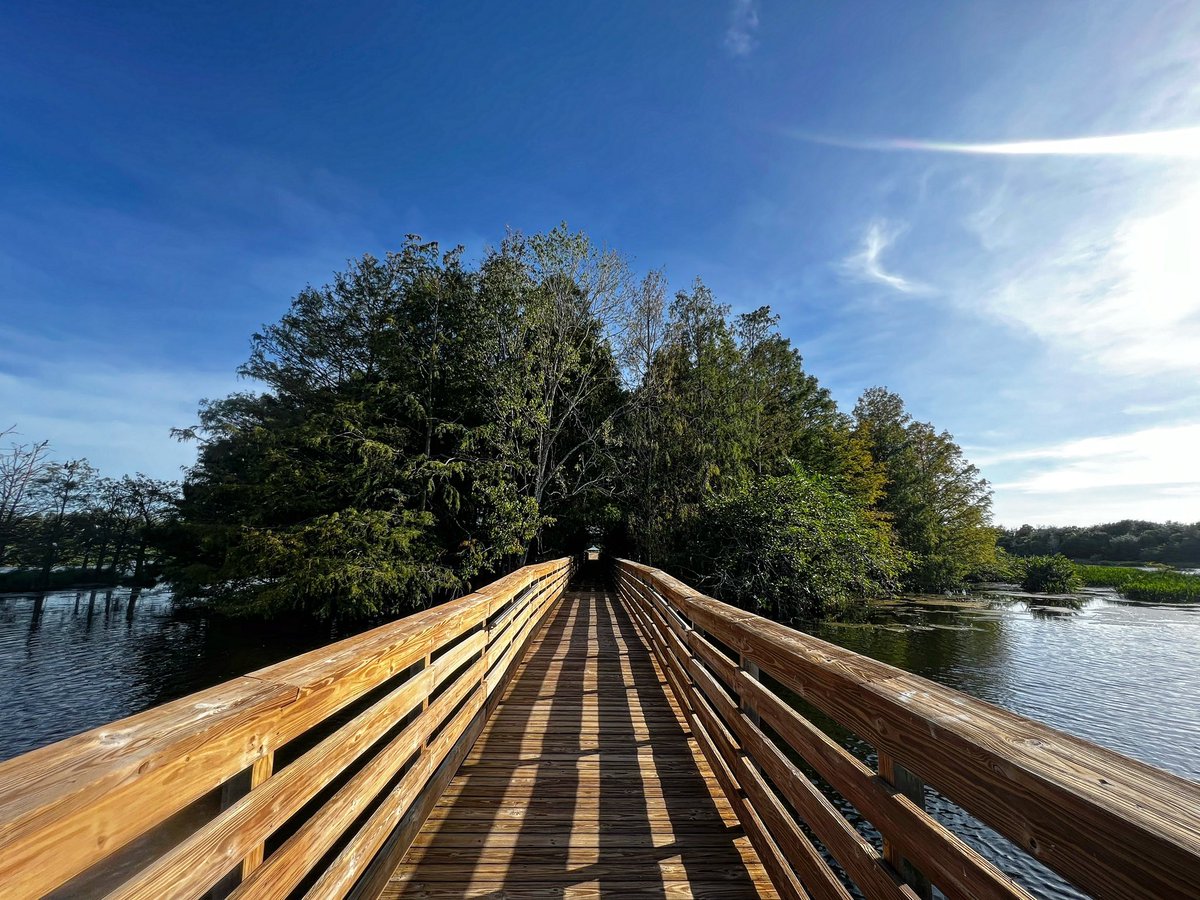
700, 469, 911, 620
966, 547, 1022, 583
1020, 554, 1081, 594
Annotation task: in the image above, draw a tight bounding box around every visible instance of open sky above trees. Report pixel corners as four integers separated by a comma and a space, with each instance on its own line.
2, 2, 1199, 526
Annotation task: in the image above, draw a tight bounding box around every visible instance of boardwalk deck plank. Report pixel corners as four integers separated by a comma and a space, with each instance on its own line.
383, 588, 777, 898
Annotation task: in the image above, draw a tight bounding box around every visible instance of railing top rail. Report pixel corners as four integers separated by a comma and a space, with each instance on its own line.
0, 556, 571, 899
616, 558, 1200, 900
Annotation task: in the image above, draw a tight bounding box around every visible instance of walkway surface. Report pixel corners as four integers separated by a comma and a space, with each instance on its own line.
382, 587, 776, 898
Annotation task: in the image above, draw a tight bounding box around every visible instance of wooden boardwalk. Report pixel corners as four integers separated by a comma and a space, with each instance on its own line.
383, 587, 776, 898
6, 559, 1196, 900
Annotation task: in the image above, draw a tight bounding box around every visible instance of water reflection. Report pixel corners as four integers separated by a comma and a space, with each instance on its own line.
805, 587, 1200, 900
0, 587, 331, 761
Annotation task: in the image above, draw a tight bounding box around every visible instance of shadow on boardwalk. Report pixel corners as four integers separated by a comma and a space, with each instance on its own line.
383, 576, 775, 898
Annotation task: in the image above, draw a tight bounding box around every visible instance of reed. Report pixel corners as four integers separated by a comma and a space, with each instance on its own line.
1077, 565, 1200, 603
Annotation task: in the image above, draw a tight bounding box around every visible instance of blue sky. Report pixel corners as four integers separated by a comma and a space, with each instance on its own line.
2, 1, 1198, 525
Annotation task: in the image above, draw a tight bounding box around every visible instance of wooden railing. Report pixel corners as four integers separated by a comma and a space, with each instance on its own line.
616, 559, 1200, 900
0, 557, 572, 900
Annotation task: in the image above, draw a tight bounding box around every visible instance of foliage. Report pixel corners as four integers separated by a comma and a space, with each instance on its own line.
1000, 520, 1200, 566
1076, 565, 1200, 603
0, 428, 178, 589
1020, 555, 1082, 594
853, 388, 996, 590
967, 546, 1023, 583
698, 469, 910, 620
152, 226, 1002, 623
168, 230, 631, 621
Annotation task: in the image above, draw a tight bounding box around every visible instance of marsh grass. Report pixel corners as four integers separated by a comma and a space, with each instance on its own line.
1077, 564, 1200, 603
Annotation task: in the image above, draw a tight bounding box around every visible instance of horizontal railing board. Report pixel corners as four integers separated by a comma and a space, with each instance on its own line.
617, 559, 1200, 900
0, 676, 300, 899
0, 557, 572, 900
106, 630, 489, 899
735, 671, 1027, 900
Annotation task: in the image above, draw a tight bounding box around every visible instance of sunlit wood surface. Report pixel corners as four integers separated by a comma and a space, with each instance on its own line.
383, 588, 776, 898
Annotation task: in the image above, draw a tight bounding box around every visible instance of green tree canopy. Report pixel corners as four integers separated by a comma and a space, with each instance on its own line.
164, 227, 1001, 623
853, 387, 996, 590
699, 468, 911, 620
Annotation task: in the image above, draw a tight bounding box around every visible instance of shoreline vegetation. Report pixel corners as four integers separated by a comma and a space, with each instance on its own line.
2, 228, 1197, 623
1076, 564, 1200, 603
997, 551, 1200, 604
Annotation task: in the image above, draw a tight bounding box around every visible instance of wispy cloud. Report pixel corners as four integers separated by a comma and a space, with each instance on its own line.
980, 423, 1200, 525
0, 328, 241, 479
840, 219, 931, 294
976, 183, 1200, 377
723, 0, 759, 57
794, 126, 1200, 157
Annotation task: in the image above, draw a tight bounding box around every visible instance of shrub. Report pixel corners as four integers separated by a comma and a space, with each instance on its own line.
700, 469, 911, 620
1077, 564, 1200, 603
1020, 554, 1081, 594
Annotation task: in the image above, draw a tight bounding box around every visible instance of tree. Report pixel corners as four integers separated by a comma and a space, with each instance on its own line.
170, 243, 492, 620
169, 231, 634, 620
616, 271, 670, 562
641, 280, 746, 573
699, 468, 910, 620
0, 430, 51, 564
733, 306, 841, 478
30, 459, 97, 588
853, 388, 996, 590
122, 474, 178, 584
474, 226, 629, 558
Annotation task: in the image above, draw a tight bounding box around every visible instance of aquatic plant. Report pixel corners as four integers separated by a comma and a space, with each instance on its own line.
1020, 554, 1082, 593
1077, 565, 1200, 603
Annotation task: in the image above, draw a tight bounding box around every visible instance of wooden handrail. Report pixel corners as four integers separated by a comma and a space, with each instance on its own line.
0, 557, 573, 900
616, 558, 1200, 900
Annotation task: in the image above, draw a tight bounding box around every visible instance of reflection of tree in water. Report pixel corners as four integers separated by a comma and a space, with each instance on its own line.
811, 600, 1015, 704
130, 603, 335, 710
1024, 596, 1085, 620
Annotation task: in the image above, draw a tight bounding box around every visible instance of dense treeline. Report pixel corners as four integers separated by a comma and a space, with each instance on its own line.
165, 228, 998, 624
1000, 521, 1200, 566
0, 429, 177, 590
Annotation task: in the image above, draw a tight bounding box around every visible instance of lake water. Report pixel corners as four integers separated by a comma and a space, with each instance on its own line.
1, 584, 1197, 898
0, 587, 333, 760
807, 587, 1200, 899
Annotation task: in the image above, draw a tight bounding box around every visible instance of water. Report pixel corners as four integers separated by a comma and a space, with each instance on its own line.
1, 584, 1197, 898
0, 587, 331, 761
806, 587, 1200, 899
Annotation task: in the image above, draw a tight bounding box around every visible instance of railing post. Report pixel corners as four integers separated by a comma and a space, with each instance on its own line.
740, 658, 761, 727
241, 751, 274, 878
878, 751, 933, 900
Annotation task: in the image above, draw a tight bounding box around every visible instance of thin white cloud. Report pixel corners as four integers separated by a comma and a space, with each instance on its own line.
723, 0, 759, 57
983, 423, 1200, 525
0, 330, 240, 480
977, 183, 1200, 377
993, 483, 1200, 527
795, 126, 1200, 157
840, 219, 931, 294
980, 423, 1200, 488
